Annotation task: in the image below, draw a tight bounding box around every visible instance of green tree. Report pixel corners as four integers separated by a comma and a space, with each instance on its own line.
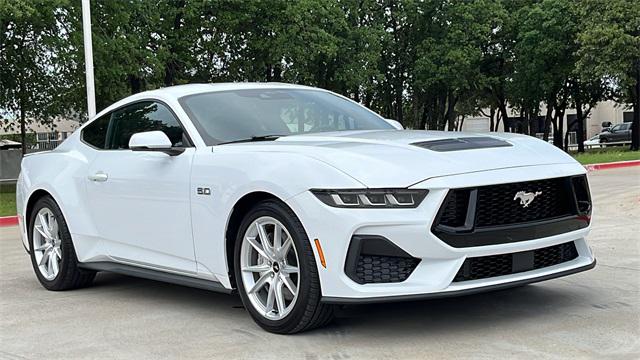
411, 0, 499, 130
510, 0, 607, 151
0, 0, 75, 154
577, 0, 640, 151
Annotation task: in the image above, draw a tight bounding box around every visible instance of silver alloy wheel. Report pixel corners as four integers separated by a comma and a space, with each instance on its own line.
240, 216, 300, 320
32, 208, 62, 280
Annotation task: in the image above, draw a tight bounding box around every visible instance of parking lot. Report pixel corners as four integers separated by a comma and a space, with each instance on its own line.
1, 167, 638, 359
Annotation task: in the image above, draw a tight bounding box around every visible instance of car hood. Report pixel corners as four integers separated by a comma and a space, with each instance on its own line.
235, 130, 579, 188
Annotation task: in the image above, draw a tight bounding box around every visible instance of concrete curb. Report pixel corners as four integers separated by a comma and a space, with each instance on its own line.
584, 160, 640, 171
0, 216, 18, 227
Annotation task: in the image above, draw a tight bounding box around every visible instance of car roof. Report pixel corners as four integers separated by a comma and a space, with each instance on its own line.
93, 82, 324, 121
135, 82, 319, 99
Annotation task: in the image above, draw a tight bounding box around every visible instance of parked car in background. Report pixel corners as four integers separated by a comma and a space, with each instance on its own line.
599, 122, 632, 144
583, 135, 602, 148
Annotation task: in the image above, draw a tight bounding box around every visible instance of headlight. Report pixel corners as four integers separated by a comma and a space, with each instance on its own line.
311, 189, 428, 208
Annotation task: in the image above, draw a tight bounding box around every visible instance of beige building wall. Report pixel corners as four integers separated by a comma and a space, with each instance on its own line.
0, 117, 80, 136
463, 101, 633, 138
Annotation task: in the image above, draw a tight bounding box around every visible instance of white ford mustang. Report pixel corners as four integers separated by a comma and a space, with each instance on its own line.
16, 83, 595, 333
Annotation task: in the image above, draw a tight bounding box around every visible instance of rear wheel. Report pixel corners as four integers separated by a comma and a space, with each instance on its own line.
28, 196, 96, 290
234, 200, 334, 334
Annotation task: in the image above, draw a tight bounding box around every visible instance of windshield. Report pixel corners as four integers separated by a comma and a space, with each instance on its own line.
179, 89, 393, 145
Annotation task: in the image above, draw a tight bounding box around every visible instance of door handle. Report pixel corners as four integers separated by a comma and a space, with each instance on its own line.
88, 172, 108, 182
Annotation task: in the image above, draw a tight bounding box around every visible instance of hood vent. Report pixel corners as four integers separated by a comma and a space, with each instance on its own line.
412, 137, 512, 152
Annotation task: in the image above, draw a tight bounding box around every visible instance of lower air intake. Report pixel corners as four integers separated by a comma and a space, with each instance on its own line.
355, 255, 420, 284
345, 236, 420, 284
453, 242, 579, 282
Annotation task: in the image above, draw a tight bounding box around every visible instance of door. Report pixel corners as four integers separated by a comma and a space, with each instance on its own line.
619, 123, 632, 141
86, 101, 197, 273
609, 123, 628, 142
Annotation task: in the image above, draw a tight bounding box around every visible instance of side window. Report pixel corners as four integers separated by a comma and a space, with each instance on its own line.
81, 113, 111, 149
109, 101, 188, 149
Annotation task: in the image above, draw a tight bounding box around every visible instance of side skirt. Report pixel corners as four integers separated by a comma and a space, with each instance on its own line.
79, 261, 233, 294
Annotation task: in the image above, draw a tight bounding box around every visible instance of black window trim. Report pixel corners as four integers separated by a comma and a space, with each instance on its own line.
80, 111, 111, 150
80, 98, 195, 151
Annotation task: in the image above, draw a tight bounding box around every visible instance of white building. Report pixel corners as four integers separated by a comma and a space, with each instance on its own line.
463, 101, 634, 142
0, 117, 80, 150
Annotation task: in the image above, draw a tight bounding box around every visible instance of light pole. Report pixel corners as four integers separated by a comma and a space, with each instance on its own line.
81, 0, 96, 118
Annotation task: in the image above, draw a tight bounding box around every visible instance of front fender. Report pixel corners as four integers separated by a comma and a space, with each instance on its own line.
189, 148, 365, 288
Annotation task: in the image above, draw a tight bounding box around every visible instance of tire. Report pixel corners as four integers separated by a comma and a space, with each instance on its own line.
28, 195, 96, 291
234, 199, 334, 334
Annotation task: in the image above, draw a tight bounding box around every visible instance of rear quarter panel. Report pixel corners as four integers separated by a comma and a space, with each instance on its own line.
18, 135, 102, 260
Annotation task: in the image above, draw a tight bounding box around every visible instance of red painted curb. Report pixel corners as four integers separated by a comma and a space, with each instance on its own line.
0, 216, 18, 227
585, 160, 640, 171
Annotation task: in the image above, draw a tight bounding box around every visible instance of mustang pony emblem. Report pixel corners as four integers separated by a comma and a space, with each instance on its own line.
513, 191, 542, 208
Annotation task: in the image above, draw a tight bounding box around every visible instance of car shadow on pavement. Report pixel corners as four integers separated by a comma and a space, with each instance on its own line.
89, 272, 244, 308
88, 271, 589, 337
320, 284, 590, 337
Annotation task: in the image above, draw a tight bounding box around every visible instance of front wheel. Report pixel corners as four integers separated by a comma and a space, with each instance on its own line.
28, 196, 96, 290
234, 200, 334, 334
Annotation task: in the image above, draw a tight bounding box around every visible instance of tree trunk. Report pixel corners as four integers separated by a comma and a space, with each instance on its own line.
445, 94, 457, 131
497, 100, 509, 132
395, 82, 403, 124
20, 96, 26, 155
458, 115, 465, 131
553, 106, 565, 149
419, 103, 428, 130
489, 107, 495, 132
576, 102, 585, 153
163, 1, 186, 86
543, 105, 553, 142
128, 75, 143, 94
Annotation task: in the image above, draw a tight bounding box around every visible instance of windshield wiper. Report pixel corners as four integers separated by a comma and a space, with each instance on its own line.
217, 134, 286, 145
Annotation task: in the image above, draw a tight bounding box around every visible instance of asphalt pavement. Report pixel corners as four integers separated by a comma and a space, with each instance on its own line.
1, 167, 638, 359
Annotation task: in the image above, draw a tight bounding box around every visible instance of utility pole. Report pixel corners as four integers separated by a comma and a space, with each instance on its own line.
81, 0, 96, 119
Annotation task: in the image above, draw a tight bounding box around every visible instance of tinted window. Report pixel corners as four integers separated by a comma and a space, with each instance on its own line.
179, 89, 392, 145
109, 101, 188, 149
82, 113, 111, 149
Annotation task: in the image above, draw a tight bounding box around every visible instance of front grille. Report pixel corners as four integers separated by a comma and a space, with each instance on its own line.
476, 177, 572, 226
453, 242, 579, 282
436, 177, 577, 230
438, 189, 471, 227
432, 175, 591, 247
355, 255, 420, 284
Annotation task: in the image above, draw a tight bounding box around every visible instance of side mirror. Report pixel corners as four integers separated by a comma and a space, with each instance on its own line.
385, 119, 404, 130
129, 131, 184, 156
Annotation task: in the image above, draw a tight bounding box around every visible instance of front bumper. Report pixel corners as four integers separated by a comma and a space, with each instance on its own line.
285, 163, 596, 302
322, 259, 596, 304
